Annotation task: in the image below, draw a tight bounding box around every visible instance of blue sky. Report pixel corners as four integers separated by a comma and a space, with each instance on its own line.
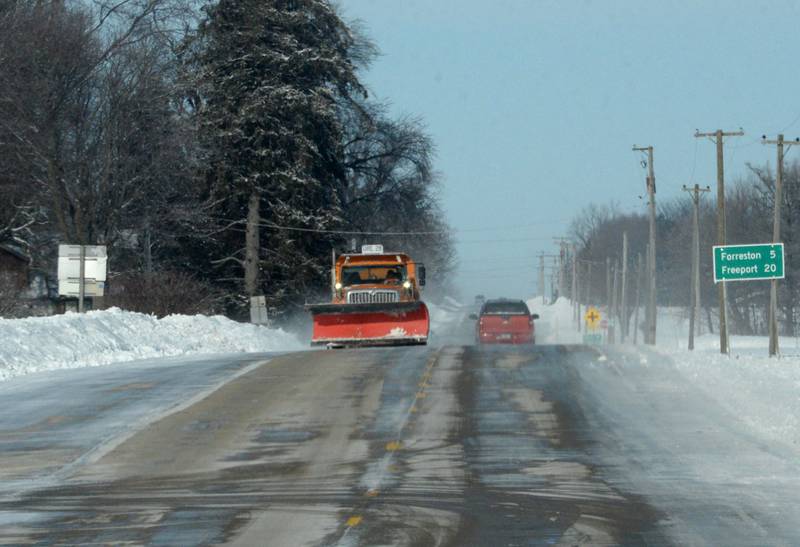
340, 0, 800, 301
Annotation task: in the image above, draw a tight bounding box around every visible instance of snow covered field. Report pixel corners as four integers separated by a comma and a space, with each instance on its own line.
654, 308, 800, 450
0, 308, 303, 382
528, 296, 800, 450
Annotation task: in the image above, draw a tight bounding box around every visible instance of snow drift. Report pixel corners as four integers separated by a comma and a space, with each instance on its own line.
428, 296, 463, 335
0, 308, 304, 382
527, 295, 800, 449
527, 296, 581, 344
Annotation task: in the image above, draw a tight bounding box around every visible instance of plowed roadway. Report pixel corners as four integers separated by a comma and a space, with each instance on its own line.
2, 316, 800, 545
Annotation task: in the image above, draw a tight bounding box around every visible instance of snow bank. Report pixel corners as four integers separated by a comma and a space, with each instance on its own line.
427, 296, 462, 335
527, 297, 582, 344
0, 308, 304, 382
651, 310, 800, 449
525, 295, 800, 448
655, 343, 800, 448
616, 305, 800, 449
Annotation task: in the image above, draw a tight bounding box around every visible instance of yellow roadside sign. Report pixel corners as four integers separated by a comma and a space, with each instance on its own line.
584, 307, 602, 330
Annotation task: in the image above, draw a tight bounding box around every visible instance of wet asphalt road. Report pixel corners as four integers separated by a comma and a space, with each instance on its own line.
3, 331, 800, 544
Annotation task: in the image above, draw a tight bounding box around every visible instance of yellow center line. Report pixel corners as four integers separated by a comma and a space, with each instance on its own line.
385, 440, 402, 451
339, 353, 440, 537
345, 516, 363, 527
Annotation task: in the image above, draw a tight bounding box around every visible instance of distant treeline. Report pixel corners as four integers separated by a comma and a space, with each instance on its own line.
0, 0, 455, 318
568, 161, 800, 336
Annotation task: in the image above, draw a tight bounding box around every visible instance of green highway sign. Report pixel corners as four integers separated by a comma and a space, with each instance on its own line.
713, 243, 784, 283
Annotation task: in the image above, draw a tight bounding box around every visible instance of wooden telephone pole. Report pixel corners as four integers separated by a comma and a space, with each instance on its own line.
633, 253, 643, 344
633, 145, 657, 344
682, 184, 710, 350
586, 261, 593, 306
539, 253, 559, 304
539, 253, 546, 304
572, 243, 581, 332
620, 232, 629, 341
553, 238, 571, 300
571, 244, 579, 326
695, 129, 744, 355
610, 261, 619, 344
762, 134, 799, 356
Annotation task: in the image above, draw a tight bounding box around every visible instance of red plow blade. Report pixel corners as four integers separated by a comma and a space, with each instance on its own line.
307, 302, 429, 347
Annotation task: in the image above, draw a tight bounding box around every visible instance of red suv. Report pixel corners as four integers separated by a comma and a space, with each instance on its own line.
471, 299, 538, 344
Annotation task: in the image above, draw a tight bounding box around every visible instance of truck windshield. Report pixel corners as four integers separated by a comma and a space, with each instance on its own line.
342, 266, 406, 286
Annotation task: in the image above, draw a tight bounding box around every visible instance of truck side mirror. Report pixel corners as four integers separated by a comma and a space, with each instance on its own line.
469, 313, 478, 320
418, 265, 426, 286
531, 314, 540, 320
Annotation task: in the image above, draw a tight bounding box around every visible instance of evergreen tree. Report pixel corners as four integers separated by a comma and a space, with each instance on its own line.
191, 0, 366, 310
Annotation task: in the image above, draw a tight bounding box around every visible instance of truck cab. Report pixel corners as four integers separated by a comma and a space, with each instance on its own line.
307, 245, 429, 347
332, 246, 425, 305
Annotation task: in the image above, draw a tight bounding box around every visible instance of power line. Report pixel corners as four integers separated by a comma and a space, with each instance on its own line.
209, 216, 568, 237
458, 255, 548, 263
211, 217, 446, 236
455, 236, 555, 244
457, 265, 537, 273
780, 111, 800, 134
688, 137, 699, 185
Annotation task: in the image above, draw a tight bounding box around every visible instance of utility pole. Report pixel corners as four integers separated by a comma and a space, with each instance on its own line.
539, 253, 546, 304
611, 262, 619, 344
539, 253, 559, 304
633, 145, 657, 345
634, 253, 643, 344
762, 134, 799, 356
606, 257, 612, 316
621, 232, 628, 342
695, 129, 744, 354
586, 261, 593, 307
643, 243, 651, 339
553, 237, 571, 301
78, 245, 86, 313
682, 184, 710, 350
571, 244, 579, 324
576, 260, 582, 333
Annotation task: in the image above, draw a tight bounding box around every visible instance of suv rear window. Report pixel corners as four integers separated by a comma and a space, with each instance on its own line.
481, 301, 529, 315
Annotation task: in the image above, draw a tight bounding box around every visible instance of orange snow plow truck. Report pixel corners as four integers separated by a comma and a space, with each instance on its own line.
306, 245, 429, 347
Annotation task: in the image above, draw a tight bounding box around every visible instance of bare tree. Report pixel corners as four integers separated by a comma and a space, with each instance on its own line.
0, 0, 197, 270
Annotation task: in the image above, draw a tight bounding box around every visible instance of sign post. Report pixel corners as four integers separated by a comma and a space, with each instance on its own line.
712, 243, 784, 283
583, 306, 603, 345
712, 242, 785, 356
78, 245, 86, 313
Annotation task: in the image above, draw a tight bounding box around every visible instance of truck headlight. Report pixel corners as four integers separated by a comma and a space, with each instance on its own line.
335, 282, 342, 290
403, 281, 412, 289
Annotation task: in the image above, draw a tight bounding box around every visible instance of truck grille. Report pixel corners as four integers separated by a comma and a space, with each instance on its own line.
347, 289, 400, 304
